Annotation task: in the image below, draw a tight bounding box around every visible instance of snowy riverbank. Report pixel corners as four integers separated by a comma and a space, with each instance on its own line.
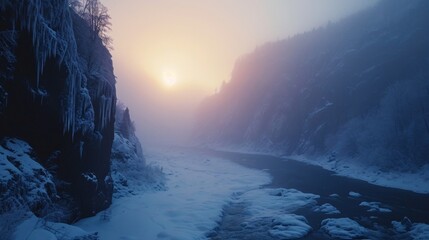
287, 154, 429, 195
204, 144, 429, 194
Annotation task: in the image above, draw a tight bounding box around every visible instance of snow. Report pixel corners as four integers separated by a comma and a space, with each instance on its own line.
268, 214, 312, 239
110, 132, 164, 197
392, 219, 429, 239
392, 218, 411, 233
359, 201, 392, 213
26, 229, 56, 240
313, 203, 341, 215
75, 147, 271, 239
288, 154, 429, 194
238, 188, 319, 219
321, 218, 368, 239
348, 191, 361, 198
216, 187, 319, 239
410, 223, 429, 240
13, 213, 94, 240
82, 172, 98, 184
0, 138, 56, 212
308, 100, 333, 118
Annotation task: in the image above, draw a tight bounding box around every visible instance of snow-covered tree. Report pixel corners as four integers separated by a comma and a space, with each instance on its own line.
72, 0, 112, 49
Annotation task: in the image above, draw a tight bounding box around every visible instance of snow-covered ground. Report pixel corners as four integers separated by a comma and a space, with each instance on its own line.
74, 147, 271, 239
7, 146, 429, 239
288, 154, 429, 194
216, 188, 319, 239
12, 213, 97, 240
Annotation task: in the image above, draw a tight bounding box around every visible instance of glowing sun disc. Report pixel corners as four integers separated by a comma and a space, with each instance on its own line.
162, 71, 177, 87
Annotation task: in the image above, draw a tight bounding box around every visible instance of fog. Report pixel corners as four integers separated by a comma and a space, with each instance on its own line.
104, 0, 379, 146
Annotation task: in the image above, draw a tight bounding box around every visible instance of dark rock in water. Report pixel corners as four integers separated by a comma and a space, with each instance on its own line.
0, 0, 116, 218
401, 217, 412, 231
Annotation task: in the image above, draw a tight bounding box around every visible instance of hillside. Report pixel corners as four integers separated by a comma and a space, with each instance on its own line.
194, 0, 429, 170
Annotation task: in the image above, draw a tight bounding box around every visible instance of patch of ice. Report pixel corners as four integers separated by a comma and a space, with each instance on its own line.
239, 188, 319, 219
321, 218, 368, 239
227, 188, 318, 239
359, 201, 392, 213
348, 191, 361, 198
313, 203, 341, 214
269, 214, 312, 239
329, 193, 340, 198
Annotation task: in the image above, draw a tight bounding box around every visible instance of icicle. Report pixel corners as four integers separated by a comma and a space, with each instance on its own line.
8, 0, 117, 138
79, 141, 84, 158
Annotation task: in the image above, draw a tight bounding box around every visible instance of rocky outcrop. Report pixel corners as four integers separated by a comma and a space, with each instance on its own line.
0, 138, 56, 215
0, 0, 116, 218
111, 105, 165, 197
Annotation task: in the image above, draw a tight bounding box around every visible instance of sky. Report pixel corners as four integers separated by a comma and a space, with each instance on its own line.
103, 0, 378, 145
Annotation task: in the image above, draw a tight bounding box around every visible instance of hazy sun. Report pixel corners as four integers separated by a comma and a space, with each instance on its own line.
162, 71, 177, 88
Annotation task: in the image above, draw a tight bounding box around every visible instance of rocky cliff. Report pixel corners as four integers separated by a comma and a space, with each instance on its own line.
0, 0, 116, 219
194, 0, 429, 169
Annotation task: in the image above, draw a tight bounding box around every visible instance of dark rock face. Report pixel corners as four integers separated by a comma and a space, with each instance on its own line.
0, 0, 116, 218
194, 0, 429, 168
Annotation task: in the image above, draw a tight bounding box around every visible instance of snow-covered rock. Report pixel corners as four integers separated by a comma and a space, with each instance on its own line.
239, 188, 319, 219
321, 218, 368, 239
359, 201, 392, 213
313, 203, 341, 215
392, 217, 412, 233
269, 214, 312, 239
0, 138, 56, 214
410, 223, 429, 240
111, 132, 165, 197
12, 212, 97, 240
348, 191, 361, 198
392, 218, 429, 239
329, 193, 340, 198
217, 188, 319, 239
111, 106, 165, 197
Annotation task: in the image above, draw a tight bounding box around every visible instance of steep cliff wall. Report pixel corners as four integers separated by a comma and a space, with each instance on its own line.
194, 0, 429, 169
0, 0, 116, 218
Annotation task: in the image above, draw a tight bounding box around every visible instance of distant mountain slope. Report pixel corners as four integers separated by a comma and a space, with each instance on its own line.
194, 0, 429, 169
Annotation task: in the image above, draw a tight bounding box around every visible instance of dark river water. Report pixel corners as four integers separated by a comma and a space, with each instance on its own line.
193, 148, 429, 240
